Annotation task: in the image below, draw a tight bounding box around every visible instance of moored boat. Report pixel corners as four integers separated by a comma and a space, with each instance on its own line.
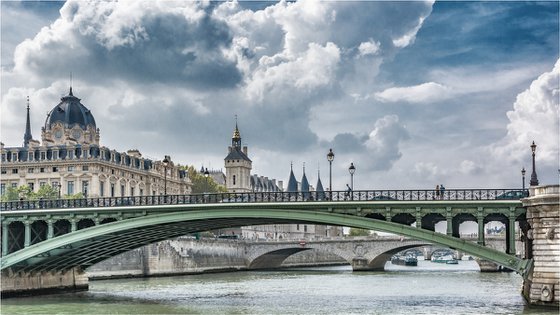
391, 254, 418, 266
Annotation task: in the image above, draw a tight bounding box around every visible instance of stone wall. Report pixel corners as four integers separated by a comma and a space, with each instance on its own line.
522, 185, 559, 307
87, 237, 346, 279
1, 267, 88, 298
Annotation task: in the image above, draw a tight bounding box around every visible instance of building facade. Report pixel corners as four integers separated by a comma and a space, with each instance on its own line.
1, 88, 191, 199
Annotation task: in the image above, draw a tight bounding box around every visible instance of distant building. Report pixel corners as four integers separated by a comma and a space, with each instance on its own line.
222, 123, 341, 240
1, 88, 191, 199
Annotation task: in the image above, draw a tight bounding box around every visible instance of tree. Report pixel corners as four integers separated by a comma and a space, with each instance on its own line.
1, 185, 33, 201
348, 228, 371, 237
35, 185, 59, 200
183, 166, 227, 194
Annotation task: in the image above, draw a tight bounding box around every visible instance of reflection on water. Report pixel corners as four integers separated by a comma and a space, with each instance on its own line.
1, 263, 556, 315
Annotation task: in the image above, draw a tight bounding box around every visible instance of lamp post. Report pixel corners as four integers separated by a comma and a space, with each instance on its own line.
529, 141, 539, 186
327, 149, 335, 193
162, 155, 169, 195
58, 183, 62, 199
521, 167, 526, 195
348, 162, 355, 191
204, 168, 210, 192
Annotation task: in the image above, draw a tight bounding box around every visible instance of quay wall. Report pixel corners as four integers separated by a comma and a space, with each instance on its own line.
87, 237, 346, 279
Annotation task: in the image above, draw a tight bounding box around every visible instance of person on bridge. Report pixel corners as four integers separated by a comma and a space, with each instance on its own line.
435, 185, 440, 200
346, 184, 352, 200
440, 184, 445, 200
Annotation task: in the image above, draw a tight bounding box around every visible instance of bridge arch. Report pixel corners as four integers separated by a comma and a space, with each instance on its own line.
0, 208, 532, 278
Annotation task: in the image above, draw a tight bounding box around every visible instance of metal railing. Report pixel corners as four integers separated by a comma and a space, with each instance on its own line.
0, 189, 528, 211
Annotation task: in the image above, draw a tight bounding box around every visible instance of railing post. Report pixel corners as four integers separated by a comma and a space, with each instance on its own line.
446, 207, 453, 236
70, 219, 77, 232
47, 219, 54, 239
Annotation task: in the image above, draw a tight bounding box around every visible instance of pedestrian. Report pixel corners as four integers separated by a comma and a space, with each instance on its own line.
435, 185, 440, 200
346, 184, 352, 200
440, 184, 445, 200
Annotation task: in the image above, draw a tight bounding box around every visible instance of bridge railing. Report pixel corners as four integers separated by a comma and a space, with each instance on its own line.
0, 189, 528, 211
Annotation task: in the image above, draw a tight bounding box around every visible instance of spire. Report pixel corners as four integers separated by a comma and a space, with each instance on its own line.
316, 168, 325, 200
69, 72, 73, 96
287, 162, 298, 192
232, 115, 241, 148
23, 96, 33, 147
301, 163, 310, 192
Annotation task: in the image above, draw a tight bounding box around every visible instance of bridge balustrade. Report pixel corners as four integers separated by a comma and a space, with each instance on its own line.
0, 188, 527, 211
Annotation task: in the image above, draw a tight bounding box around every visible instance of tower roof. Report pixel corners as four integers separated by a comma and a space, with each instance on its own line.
44, 87, 96, 131
301, 165, 309, 192
287, 163, 298, 192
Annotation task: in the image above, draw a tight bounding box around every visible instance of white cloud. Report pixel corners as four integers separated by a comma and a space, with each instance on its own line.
492, 59, 560, 169
364, 115, 410, 170
358, 39, 381, 56
375, 82, 453, 104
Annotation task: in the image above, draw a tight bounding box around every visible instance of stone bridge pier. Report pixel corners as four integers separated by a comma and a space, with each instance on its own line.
522, 185, 559, 307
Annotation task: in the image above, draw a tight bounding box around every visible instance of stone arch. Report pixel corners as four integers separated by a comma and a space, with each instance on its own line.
368, 244, 428, 270
452, 213, 477, 238
249, 248, 312, 269
421, 213, 446, 231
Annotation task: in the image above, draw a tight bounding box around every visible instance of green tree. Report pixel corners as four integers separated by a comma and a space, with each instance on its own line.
35, 185, 59, 200
184, 165, 227, 194
1, 185, 34, 201
348, 228, 371, 237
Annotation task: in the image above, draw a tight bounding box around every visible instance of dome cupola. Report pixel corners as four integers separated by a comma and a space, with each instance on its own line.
41, 87, 100, 146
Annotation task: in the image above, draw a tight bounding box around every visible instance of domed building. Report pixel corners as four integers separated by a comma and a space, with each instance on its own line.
1, 88, 191, 198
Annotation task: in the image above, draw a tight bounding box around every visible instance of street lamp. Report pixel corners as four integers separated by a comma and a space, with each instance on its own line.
204, 168, 210, 192
162, 155, 170, 195
327, 149, 335, 193
348, 162, 355, 191
529, 141, 539, 186
521, 167, 526, 194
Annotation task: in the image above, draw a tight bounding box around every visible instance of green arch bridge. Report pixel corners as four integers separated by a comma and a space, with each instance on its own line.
0, 189, 532, 278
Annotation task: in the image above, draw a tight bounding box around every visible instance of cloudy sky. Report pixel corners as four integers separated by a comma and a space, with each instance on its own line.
1, 0, 558, 191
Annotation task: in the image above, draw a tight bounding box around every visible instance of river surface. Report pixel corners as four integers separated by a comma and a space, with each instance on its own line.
2, 261, 557, 314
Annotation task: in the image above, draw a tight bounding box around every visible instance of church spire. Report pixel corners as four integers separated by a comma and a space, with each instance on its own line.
23, 96, 33, 147
232, 115, 241, 148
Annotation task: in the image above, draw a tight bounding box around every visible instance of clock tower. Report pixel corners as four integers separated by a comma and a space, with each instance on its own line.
224, 122, 252, 193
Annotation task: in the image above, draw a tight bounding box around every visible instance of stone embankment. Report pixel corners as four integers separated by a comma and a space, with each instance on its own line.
87, 237, 346, 279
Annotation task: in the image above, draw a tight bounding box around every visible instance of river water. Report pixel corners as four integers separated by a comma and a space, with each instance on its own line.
1, 261, 557, 314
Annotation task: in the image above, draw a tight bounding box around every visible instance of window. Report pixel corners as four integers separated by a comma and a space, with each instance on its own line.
297, 224, 300, 231
0, 184, 5, 196
12, 153, 17, 161
233, 175, 236, 185
140, 189, 144, 196
1, 154, 5, 162
28, 182, 34, 191
110, 184, 115, 197
12, 169, 18, 174
53, 151, 59, 159
51, 181, 59, 190
83, 166, 89, 171
68, 166, 74, 172
11, 182, 17, 188
41, 152, 46, 160
67, 181, 74, 195
53, 167, 58, 172
100, 182, 105, 197
28, 152, 33, 161
130, 187, 134, 196
304, 225, 308, 232
111, 169, 115, 175
121, 185, 125, 197
1, 169, 6, 174
100, 167, 104, 172
40, 167, 45, 173
39, 181, 46, 187
28, 168, 34, 173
